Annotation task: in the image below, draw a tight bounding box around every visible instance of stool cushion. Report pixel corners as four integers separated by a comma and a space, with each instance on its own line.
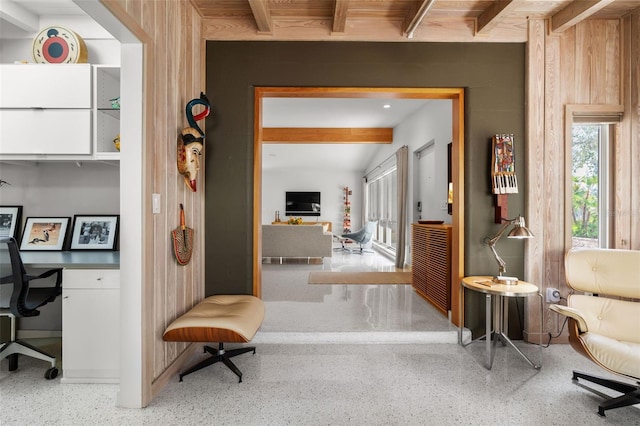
163, 295, 265, 343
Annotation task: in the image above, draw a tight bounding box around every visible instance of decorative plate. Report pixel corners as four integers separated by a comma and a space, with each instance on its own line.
32, 26, 88, 64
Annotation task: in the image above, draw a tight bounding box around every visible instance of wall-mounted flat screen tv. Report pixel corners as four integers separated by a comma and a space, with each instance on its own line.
286, 191, 321, 216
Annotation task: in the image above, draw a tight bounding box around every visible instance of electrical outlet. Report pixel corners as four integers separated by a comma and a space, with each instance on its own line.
546, 287, 561, 303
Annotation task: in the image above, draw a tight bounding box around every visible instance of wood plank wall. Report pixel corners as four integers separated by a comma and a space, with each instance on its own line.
102, 0, 205, 405
525, 13, 640, 343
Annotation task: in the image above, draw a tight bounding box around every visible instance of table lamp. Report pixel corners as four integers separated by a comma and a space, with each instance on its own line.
484, 215, 534, 285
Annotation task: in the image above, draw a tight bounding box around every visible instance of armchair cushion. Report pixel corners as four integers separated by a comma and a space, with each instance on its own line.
580, 333, 640, 380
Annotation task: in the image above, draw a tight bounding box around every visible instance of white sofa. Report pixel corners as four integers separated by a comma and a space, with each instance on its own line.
262, 224, 333, 258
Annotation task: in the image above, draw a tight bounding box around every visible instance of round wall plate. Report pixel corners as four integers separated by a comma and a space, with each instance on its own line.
32, 26, 88, 64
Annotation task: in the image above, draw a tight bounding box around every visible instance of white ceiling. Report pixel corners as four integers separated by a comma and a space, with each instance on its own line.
0, 0, 86, 37
262, 98, 432, 172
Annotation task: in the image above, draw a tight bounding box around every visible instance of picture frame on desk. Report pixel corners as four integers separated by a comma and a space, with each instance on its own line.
0, 205, 22, 241
20, 217, 70, 251
70, 215, 119, 251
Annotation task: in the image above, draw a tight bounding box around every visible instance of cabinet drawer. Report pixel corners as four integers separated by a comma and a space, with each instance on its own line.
0, 109, 91, 155
63, 269, 119, 289
0, 64, 91, 108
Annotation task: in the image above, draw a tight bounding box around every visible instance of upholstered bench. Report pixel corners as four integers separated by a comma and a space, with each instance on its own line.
163, 294, 265, 382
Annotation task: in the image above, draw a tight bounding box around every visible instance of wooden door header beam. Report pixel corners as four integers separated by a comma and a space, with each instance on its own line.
262, 127, 393, 143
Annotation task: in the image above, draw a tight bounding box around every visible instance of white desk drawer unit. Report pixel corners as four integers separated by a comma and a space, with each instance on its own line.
61, 268, 119, 383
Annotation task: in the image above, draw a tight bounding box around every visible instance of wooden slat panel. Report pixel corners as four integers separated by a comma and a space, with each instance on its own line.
411, 224, 451, 315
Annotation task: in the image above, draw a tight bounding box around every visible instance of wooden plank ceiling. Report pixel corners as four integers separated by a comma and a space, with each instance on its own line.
194, 0, 640, 42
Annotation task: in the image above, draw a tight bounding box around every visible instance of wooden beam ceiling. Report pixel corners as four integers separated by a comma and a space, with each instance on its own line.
551, 0, 618, 33
248, 0, 272, 34
404, 0, 437, 39
476, 0, 521, 35
193, 0, 639, 42
332, 0, 349, 34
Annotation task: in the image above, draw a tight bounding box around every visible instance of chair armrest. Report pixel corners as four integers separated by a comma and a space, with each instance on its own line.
549, 304, 588, 332
26, 268, 63, 288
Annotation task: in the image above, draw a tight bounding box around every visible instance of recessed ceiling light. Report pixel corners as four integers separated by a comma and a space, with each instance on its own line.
383, 104, 391, 109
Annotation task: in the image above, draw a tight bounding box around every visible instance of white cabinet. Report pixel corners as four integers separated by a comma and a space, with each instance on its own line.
61, 268, 119, 383
0, 64, 91, 108
0, 63, 120, 160
0, 64, 92, 157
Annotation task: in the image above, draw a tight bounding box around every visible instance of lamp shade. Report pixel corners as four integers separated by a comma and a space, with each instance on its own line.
508, 225, 534, 238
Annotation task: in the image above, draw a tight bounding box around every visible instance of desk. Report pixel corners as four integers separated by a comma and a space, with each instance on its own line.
19, 251, 119, 269
15, 251, 120, 383
459, 276, 542, 370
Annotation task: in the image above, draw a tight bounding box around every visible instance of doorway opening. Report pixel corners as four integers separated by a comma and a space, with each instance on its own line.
253, 87, 465, 325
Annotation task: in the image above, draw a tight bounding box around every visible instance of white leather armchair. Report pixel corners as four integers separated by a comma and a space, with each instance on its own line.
550, 248, 640, 416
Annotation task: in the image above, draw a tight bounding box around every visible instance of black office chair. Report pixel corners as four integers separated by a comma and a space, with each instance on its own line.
0, 237, 62, 379
335, 221, 378, 254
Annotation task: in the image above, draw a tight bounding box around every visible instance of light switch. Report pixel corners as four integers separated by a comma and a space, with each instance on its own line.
152, 193, 161, 214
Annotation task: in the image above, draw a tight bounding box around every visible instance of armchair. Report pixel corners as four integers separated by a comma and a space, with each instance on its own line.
335, 221, 377, 254
0, 237, 62, 379
550, 248, 640, 416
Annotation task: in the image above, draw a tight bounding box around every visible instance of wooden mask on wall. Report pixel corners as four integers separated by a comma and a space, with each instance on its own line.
177, 93, 210, 192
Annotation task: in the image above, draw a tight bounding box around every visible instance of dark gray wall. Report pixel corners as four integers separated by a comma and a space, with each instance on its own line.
205, 42, 526, 330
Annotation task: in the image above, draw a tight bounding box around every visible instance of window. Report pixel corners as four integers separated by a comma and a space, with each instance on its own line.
366, 166, 397, 252
565, 105, 622, 250
570, 123, 610, 248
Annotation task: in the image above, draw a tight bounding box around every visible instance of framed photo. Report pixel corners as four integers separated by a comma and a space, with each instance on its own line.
70, 215, 119, 250
20, 217, 70, 251
0, 206, 23, 240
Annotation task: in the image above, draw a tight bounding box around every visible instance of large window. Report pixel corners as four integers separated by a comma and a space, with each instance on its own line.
570, 123, 611, 248
366, 167, 397, 251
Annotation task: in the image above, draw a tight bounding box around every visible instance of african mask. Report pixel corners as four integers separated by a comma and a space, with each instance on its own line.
177, 128, 204, 192
177, 93, 210, 192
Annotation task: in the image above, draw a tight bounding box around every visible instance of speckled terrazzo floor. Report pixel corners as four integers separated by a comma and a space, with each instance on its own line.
2, 250, 639, 424
1, 343, 639, 425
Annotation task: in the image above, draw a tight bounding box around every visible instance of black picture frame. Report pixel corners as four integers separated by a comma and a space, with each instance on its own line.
70, 215, 119, 251
0, 205, 23, 241
19, 217, 70, 251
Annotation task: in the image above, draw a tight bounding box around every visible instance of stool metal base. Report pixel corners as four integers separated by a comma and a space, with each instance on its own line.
179, 343, 256, 383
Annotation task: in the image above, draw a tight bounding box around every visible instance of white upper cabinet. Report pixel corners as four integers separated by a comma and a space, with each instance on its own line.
0, 64, 91, 108
0, 63, 120, 160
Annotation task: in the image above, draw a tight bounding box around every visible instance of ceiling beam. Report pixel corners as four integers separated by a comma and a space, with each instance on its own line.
551, 0, 617, 33
332, 0, 349, 34
248, 0, 272, 34
262, 128, 393, 143
476, 0, 520, 35
404, 0, 437, 39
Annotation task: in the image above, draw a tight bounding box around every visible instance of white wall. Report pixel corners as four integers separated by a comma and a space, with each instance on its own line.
363, 100, 453, 261
262, 168, 363, 233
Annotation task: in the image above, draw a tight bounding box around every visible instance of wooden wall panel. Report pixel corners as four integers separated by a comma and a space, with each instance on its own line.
524, 19, 546, 342
525, 17, 638, 342
628, 10, 640, 250
103, 0, 205, 406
